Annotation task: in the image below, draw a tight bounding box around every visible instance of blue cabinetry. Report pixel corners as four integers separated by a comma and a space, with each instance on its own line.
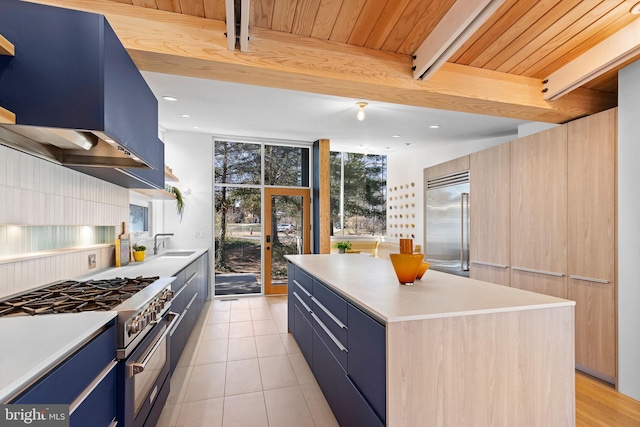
169, 253, 209, 373
13, 320, 117, 427
288, 262, 386, 426
0, 1, 164, 189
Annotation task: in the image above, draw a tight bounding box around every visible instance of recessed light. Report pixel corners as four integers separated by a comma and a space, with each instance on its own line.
163, 96, 178, 102
392, 135, 401, 138
429, 125, 440, 129
192, 126, 200, 129
180, 114, 191, 118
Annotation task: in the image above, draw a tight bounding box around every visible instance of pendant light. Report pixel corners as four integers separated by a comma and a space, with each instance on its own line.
356, 102, 368, 121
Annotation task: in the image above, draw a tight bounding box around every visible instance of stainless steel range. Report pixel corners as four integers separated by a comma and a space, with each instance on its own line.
0, 276, 178, 427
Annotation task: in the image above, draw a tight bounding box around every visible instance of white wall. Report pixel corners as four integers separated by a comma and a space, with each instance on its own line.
386, 134, 516, 250
160, 131, 214, 291
617, 61, 640, 400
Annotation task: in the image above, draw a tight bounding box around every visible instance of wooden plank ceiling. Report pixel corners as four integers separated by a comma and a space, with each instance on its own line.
31, 0, 640, 122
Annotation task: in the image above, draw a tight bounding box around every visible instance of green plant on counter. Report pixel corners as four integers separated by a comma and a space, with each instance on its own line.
165, 185, 185, 221
132, 243, 146, 252
334, 241, 352, 252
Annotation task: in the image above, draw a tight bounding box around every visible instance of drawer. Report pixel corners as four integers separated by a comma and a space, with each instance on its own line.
312, 280, 348, 327
312, 297, 347, 355
171, 283, 188, 315
312, 329, 383, 427
293, 278, 313, 308
294, 267, 313, 296
347, 304, 386, 422
311, 310, 347, 372
294, 304, 313, 367
186, 258, 198, 279
15, 322, 116, 405
69, 360, 117, 427
171, 269, 187, 292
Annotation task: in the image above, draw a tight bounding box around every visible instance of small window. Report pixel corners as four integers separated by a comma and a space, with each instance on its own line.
129, 204, 149, 233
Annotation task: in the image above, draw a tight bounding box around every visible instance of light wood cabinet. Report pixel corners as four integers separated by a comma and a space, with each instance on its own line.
568, 108, 616, 382
470, 143, 510, 286
425, 155, 469, 180
510, 125, 568, 299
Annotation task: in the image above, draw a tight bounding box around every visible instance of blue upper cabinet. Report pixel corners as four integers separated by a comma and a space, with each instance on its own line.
0, 1, 164, 189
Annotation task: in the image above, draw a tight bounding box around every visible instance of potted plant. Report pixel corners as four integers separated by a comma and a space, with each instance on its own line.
334, 241, 352, 254
132, 243, 146, 262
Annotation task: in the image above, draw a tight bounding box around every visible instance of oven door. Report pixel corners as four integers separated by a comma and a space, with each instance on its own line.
120, 311, 178, 427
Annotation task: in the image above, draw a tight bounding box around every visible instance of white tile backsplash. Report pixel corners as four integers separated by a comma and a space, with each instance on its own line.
0, 144, 130, 298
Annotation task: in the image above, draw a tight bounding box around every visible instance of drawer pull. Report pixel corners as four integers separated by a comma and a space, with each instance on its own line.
311, 296, 348, 330
511, 266, 564, 277
570, 275, 609, 284
294, 280, 312, 297
293, 292, 312, 313
470, 261, 508, 269
311, 312, 348, 353
69, 359, 118, 414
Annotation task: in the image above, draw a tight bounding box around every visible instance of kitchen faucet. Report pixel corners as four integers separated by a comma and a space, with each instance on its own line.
153, 233, 174, 255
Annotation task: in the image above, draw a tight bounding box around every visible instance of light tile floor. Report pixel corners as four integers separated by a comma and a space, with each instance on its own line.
157, 296, 339, 427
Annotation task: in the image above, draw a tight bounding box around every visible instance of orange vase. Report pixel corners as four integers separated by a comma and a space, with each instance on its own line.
389, 253, 424, 285
399, 238, 413, 254
416, 262, 430, 279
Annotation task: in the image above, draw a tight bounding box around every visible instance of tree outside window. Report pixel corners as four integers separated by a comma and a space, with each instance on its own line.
330, 152, 387, 236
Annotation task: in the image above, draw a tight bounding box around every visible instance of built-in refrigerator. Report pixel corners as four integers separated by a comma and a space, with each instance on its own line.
425, 170, 470, 277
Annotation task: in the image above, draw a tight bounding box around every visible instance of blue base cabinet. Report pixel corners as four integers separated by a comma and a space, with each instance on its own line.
169, 253, 209, 374
288, 262, 386, 426
13, 320, 117, 427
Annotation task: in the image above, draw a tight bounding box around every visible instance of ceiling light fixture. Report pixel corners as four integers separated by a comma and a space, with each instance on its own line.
392, 135, 401, 138
429, 125, 440, 129
192, 126, 200, 129
162, 96, 178, 102
180, 114, 191, 118
356, 102, 368, 121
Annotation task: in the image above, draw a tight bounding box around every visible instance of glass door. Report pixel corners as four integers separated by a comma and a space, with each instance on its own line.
263, 188, 310, 295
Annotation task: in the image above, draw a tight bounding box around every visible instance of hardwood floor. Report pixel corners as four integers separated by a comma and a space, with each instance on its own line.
577, 372, 640, 426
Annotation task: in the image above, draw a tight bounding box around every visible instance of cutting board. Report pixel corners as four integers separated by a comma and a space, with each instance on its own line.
115, 222, 130, 267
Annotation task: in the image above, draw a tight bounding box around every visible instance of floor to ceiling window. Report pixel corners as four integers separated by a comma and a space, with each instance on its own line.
214, 139, 310, 296
330, 152, 387, 236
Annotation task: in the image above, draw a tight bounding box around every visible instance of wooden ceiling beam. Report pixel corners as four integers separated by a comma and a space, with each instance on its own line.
27, 0, 616, 123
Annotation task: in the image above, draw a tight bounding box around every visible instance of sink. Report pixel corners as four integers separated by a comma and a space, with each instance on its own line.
161, 251, 196, 257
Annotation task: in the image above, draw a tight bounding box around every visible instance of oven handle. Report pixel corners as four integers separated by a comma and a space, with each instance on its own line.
127, 311, 179, 378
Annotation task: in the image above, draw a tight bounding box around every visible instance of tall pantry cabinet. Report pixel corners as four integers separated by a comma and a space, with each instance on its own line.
567, 108, 617, 382
469, 143, 510, 286
510, 125, 568, 299
464, 108, 617, 383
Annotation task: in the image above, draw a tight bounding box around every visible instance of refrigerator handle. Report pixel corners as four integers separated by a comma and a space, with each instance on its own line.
461, 193, 470, 272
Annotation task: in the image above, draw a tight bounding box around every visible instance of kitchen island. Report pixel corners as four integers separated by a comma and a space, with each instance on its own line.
286, 254, 576, 427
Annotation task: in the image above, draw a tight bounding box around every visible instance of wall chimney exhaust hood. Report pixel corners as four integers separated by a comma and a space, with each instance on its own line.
0, 1, 164, 189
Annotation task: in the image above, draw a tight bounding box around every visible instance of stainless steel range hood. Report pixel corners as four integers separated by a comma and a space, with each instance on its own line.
0, 125, 146, 168
0, 1, 165, 188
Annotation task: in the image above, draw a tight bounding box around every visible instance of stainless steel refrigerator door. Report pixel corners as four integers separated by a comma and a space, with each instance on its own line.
426, 182, 470, 277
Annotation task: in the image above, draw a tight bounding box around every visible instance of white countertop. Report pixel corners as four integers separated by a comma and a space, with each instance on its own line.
0, 311, 117, 403
285, 254, 574, 323
0, 248, 208, 403
81, 248, 208, 280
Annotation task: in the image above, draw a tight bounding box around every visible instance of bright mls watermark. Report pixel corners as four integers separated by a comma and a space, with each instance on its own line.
0, 405, 68, 427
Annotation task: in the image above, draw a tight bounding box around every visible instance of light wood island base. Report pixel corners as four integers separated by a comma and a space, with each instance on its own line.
286, 254, 576, 427
387, 306, 575, 426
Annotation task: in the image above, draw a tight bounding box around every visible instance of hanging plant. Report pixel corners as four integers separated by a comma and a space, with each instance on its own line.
165, 185, 185, 221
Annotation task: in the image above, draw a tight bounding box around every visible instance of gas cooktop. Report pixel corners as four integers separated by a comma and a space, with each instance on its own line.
0, 276, 160, 317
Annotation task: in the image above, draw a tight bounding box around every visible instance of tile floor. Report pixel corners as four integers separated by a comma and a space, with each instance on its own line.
157, 295, 339, 427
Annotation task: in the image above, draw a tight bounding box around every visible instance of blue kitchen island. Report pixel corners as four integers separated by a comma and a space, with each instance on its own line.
286, 254, 576, 427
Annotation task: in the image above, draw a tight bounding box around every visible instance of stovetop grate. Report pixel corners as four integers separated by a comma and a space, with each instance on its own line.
0, 276, 160, 317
